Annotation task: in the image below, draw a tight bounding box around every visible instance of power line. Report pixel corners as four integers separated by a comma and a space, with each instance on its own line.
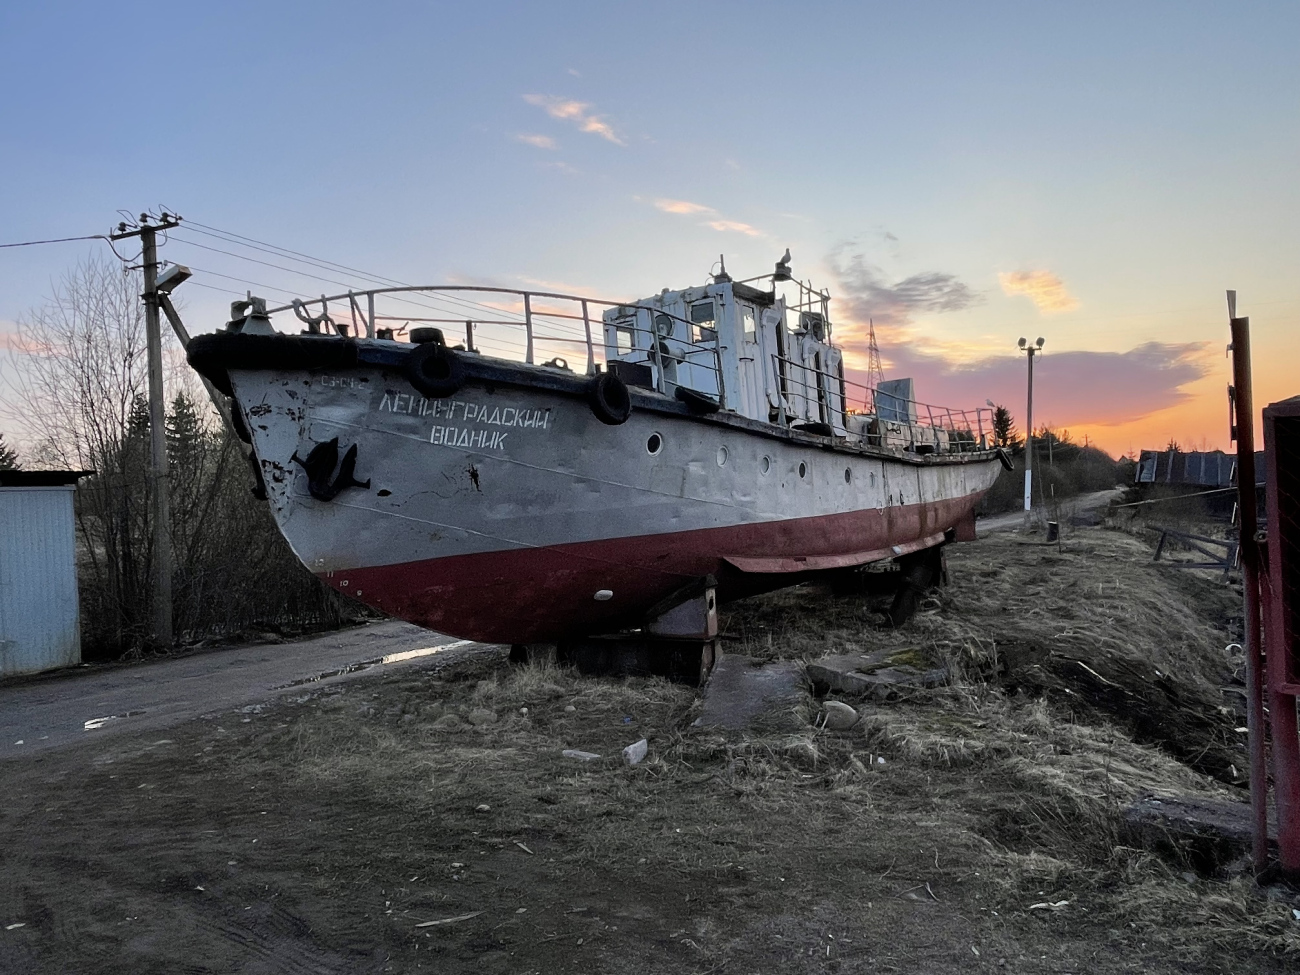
170, 218, 602, 351
0, 234, 110, 249
181, 221, 410, 289
166, 236, 364, 291
177, 220, 534, 323
186, 280, 249, 298
168, 231, 501, 323
181, 264, 312, 301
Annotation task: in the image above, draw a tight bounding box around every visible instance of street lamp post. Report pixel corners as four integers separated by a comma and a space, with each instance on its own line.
1019, 336, 1045, 530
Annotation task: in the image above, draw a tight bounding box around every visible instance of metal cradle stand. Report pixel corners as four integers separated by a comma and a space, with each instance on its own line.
554, 578, 720, 686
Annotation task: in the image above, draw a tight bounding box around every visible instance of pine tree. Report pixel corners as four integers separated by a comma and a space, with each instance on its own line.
166, 391, 206, 470
992, 405, 1022, 452
127, 395, 152, 438
0, 432, 19, 470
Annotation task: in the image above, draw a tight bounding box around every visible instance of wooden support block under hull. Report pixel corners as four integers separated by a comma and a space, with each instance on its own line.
556, 636, 719, 686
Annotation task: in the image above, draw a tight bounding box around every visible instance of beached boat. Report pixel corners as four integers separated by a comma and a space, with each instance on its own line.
187, 256, 1008, 648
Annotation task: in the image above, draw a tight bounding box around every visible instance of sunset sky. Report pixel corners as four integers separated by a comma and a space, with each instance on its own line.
1, 1, 1296, 457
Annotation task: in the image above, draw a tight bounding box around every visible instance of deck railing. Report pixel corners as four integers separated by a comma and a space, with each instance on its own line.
264, 286, 990, 451
771, 354, 990, 452
266, 286, 726, 402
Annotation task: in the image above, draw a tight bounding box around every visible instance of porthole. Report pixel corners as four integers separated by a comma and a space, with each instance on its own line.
646, 432, 663, 455
798, 462, 807, 478
760, 456, 771, 475
716, 445, 729, 467
844, 468, 852, 484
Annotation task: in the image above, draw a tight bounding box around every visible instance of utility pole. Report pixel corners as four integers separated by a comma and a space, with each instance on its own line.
111, 211, 182, 647
1019, 336, 1045, 531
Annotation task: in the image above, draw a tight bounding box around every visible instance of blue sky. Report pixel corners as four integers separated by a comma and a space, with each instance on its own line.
2, 1, 1297, 454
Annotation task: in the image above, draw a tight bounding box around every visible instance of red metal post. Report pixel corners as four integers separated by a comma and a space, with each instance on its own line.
1229, 314, 1270, 875
1262, 395, 1300, 875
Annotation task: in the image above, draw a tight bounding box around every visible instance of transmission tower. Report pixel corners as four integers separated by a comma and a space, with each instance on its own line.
866, 318, 885, 390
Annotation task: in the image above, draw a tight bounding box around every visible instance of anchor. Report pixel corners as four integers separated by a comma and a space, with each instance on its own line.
291, 437, 371, 502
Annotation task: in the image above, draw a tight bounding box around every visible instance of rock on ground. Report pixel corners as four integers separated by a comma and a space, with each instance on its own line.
622, 738, 649, 765
820, 700, 859, 730
806, 649, 947, 700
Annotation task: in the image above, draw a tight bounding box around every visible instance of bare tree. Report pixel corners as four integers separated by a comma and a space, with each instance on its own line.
2, 253, 363, 657
2, 255, 157, 648
5, 255, 149, 467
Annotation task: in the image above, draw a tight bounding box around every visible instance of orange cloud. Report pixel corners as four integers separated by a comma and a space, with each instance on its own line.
516, 133, 556, 150
998, 270, 1080, 313
0, 327, 42, 354
522, 94, 624, 145
655, 198, 713, 215
705, 219, 761, 237
651, 199, 764, 236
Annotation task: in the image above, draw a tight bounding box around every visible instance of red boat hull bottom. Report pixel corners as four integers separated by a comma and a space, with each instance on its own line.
322, 494, 981, 643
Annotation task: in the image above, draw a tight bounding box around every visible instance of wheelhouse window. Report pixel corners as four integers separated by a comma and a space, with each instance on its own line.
614, 322, 636, 355
690, 301, 717, 343
741, 306, 756, 343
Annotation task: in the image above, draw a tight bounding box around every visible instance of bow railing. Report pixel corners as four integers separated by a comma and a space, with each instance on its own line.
266, 286, 726, 403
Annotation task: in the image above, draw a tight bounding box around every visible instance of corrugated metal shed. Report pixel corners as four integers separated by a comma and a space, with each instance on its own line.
1134, 448, 1264, 487
0, 471, 91, 678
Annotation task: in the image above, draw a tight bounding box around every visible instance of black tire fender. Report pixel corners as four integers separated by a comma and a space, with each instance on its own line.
404, 342, 465, 399
588, 372, 632, 425
996, 446, 1014, 472
675, 385, 721, 414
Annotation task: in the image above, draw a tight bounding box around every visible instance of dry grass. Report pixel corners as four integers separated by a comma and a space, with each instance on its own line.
11, 527, 1299, 975
726, 529, 1246, 782
712, 526, 1297, 958
197, 527, 1298, 966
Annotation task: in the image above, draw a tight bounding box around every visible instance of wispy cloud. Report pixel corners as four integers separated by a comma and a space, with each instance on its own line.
518, 275, 598, 295
998, 269, 1080, 313
829, 245, 982, 329
523, 94, 624, 145
651, 198, 764, 236
516, 133, 557, 150
826, 242, 1207, 437
654, 198, 712, 215
0, 323, 40, 354
705, 219, 761, 237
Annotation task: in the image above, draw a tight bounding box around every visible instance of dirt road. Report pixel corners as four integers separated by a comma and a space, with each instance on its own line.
975, 487, 1121, 535
0, 621, 483, 760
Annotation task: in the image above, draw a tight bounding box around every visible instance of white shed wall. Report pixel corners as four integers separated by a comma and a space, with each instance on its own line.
0, 486, 81, 676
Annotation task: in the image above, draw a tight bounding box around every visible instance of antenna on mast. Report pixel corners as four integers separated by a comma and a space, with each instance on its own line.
866, 318, 885, 390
